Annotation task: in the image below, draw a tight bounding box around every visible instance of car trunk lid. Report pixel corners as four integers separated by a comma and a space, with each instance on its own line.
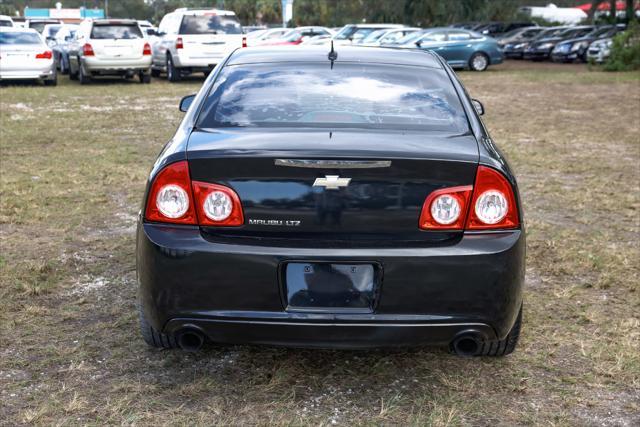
187, 128, 479, 245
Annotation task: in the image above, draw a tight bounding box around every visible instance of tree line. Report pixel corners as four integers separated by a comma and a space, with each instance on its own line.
0, 0, 636, 26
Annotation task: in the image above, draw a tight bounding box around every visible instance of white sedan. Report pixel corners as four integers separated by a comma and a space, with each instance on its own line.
0, 27, 56, 85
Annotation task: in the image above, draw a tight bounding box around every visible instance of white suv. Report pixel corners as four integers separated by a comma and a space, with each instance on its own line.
67, 19, 152, 84
150, 8, 243, 81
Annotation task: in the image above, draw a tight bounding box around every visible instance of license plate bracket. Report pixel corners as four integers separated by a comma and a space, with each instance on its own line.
282, 262, 381, 313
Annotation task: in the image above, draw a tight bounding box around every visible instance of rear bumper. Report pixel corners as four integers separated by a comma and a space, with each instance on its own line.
137, 223, 525, 348
83, 56, 151, 72
0, 63, 55, 80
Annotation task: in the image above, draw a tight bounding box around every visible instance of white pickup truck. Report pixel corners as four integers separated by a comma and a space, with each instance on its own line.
150, 8, 243, 82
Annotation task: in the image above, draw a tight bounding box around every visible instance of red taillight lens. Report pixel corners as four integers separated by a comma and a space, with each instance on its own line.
35, 50, 52, 59
419, 186, 473, 230
466, 166, 519, 230
82, 43, 95, 56
419, 166, 519, 231
242, 36, 247, 48
144, 161, 244, 227
192, 181, 244, 226
176, 37, 183, 49
145, 161, 197, 225
143, 42, 151, 55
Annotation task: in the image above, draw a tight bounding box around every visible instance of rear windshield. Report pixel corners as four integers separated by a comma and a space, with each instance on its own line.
197, 63, 469, 133
179, 14, 242, 35
0, 20, 13, 27
0, 32, 42, 45
91, 24, 142, 39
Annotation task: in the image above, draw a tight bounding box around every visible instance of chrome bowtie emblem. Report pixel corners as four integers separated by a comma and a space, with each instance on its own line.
313, 175, 351, 190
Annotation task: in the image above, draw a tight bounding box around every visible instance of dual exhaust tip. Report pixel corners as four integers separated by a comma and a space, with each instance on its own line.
175, 328, 486, 356
450, 331, 485, 357
176, 328, 205, 352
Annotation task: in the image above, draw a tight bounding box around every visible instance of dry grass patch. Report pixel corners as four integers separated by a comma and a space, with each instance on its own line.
1, 63, 639, 425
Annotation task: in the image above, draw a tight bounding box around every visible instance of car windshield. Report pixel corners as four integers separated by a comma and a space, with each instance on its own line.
91, 24, 142, 39
362, 29, 388, 43
43, 25, 61, 38
179, 14, 242, 35
197, 63, 469, 133
588, 27, 612, 38
29, 22, 49, 33
281, 30, 302, 42
394, 31, 425, 45
334, 25, 356, 40
0, 31, 42, 44
0, 20, 13, 27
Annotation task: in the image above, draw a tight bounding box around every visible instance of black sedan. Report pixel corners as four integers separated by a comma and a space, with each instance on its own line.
137, 46, 525, 357
502, 26, 569, 59
551, 24, 625, 63
524, 26, 594, 61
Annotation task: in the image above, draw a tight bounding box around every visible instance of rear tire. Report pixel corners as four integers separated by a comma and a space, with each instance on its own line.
79, 62, 90, 85
139, 71, 151, 84
69, 57, 79, 80
469, 52, 489, 72
44, 71, 57, 86
138, 303, 178, 349
480, 305, 522, 357
166, 54, 181, 82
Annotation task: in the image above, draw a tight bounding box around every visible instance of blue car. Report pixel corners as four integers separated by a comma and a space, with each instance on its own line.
399, 28, 503, 71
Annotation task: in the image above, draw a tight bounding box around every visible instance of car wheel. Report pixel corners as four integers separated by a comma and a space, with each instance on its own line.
482, 305, 522, 356
79, 62, 90, 85
59, 55, 68, 75
69, 57, 79, 80
469, 52, 489, 72
166, 54, 181, 82
138, 303, 178, 349
44, 70, 57, 87
139, 71, 151, 84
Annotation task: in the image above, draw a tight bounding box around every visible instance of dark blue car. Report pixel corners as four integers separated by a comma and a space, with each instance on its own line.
398, 28, 503, 71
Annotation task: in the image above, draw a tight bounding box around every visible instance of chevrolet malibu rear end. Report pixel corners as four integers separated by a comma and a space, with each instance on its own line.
137, 46, 525, 357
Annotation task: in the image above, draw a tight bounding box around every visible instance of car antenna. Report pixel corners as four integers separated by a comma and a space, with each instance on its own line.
328, 40, 338, 69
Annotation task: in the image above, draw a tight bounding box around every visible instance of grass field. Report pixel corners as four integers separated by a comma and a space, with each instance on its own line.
1, 61, 639, 426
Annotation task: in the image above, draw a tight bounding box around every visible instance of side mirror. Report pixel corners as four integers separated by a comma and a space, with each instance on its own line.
179, 94, 196, 112
415, 40, 422, 48
146, 28, 156, 36
471, 99, 485, 116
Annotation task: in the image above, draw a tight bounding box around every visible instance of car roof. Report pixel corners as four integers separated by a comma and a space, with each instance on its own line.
91, 19, 139, 25
0, 26, 39, 33
171, 8, 236, 16
227, 45, 443, 69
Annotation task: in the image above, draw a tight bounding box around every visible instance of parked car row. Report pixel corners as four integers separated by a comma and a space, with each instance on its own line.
497, 23, 626, 63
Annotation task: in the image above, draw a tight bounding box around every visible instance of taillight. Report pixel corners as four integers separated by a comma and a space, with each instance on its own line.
35, 50, 52, 59
143, 42, 151, 55
145, 161, 197, 225
242, 36, 247, 48
419, 186, 472, 230
83, 43, 95, 56
144, 161, 244, 227
176, 37, 183, 49
466, 166, 519, 230
192, 182, 244, 226
419, 166, 519, 231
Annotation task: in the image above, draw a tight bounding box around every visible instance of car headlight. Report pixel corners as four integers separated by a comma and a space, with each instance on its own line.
514, 43, 526, 49
553, 43, 570, 53
538, 42, 553, 50
571, 41, 588, 52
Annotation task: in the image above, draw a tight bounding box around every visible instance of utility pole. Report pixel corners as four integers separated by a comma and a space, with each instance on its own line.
105, 0, 109, 18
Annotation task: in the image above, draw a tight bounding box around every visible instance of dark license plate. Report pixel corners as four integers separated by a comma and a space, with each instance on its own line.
284, 263, 378, 312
